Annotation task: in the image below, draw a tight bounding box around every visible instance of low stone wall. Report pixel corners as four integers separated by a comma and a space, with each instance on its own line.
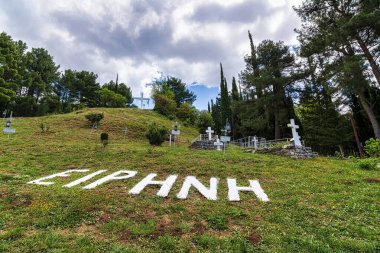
189, 140, 216, 150
252, 145, 317, 159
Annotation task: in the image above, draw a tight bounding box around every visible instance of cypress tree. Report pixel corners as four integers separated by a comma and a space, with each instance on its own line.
231, 77, 239, 101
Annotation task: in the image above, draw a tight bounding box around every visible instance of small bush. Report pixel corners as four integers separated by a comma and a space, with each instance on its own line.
39, 122, 50, 132
364, 138, 380, 157
358, 158, 379, 170
100, 133, 109, 147
85, 113, 104, 128
146, 123, 168, 146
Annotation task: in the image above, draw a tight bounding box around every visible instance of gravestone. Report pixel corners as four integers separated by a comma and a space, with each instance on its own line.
206, 127, 214, 141
287, 119, 302, 147
170, 123, 180, 147
214, 138, 223, 151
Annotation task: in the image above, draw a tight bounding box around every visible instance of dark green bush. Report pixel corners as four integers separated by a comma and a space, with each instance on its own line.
100, 132, 109, 147
146, 123, 168, 146
153, 94, 176, 118
85, 112, 104, 128
358, 158, 379, 170
364, 138, 380, 157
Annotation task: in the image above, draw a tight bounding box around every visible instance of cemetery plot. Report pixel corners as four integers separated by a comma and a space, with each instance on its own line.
0, 108, 378, 252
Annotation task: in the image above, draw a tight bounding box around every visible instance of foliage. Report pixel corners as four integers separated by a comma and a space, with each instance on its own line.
103, 80, 133, 106
196, 111, 214, 133
364, 138, 380, 158
145, 122, 168, 146
176, 102, 197, 126
100, 132, 109, 147
151, 75, 196, 107
239, 36, 298, 139
39, 122, 50, 132
358, 158, 379, 170
219, 63, 231, 126
85, 112, 104, 127
153, 94, 176, 119
96, 88, 126, 108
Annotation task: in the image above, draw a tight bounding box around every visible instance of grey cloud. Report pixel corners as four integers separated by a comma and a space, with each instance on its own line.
51, 6, 227, 64
190, 1, 276, 23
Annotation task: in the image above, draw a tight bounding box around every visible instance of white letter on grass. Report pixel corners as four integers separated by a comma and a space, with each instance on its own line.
82, 170, 137, 189
177, 176, 218, 200
129, 173, 177, 197
63, 170, 108, 188
27, 169, 90, 186
227, 178, 269, 202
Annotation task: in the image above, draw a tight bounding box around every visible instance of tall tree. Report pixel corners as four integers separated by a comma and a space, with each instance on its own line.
294, 0, 380, 87
240, 39, 298, 139
219, 63, 230, 127
0, 32, 20, 112
152, 76, 196, 106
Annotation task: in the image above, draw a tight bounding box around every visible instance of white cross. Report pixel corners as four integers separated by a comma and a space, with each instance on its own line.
287, 119, 302, 147
133, 92, 150, 109
214, 138, 223, 151
206, 127, 214, 140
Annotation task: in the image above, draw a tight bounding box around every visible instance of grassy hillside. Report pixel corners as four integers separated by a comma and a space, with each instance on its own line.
0, 108, 379, 252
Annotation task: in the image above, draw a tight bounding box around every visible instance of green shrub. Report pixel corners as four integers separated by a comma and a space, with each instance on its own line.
100, 132, 109, 147
196, 111, 214, 133
358, 158, 379, 170
85, 112, 104, 128
153, 94, 176, 118
364, 138, 380, 157
146, 123, 168, 146
39, 122, 50, 132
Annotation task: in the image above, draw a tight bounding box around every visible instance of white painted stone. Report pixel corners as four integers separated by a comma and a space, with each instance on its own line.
63, 170, 108, 188
227, 178, 269, 202
82, 170, 137, 189
27, 169, 90, 186
177, 176, 218, 200
129, 173, 178, 197
206, 127, 214, 140
287, 119, 302, 147
214, 139, 223, 151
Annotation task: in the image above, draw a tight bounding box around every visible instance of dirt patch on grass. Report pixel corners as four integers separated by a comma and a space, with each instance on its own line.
365, 178, 380, 184
248, 233, 262, 245
120, 229, 130, 241
98, 211, 112, 223
151, 214, 171, 238
192, 220, 207, 235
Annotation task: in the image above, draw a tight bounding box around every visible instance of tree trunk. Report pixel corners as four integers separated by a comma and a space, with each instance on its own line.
358, 93, 380, 139
356, 36, 380, 87
274, 112, 281, 140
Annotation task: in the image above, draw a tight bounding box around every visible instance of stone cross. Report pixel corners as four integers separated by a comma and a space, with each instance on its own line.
206, 127, 214, 140
287, 119, 302, 147
253, 136, 258, 149
214, 138, 223, 151
133, 92, 150, 109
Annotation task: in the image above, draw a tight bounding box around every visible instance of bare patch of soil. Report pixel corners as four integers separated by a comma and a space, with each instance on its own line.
365, 178, 380, 184
248, 233, 262, 245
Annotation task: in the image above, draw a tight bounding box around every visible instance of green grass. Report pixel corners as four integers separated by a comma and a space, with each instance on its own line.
0, 108, 379, 252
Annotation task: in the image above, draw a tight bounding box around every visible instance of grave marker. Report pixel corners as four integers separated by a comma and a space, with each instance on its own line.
214, 138, 223, 151
206, 127, 214, 140
133, 92, 150, 109
287, 119, 302, 147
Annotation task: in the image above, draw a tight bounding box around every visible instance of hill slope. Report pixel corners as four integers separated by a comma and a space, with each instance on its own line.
0, 108, 379, 252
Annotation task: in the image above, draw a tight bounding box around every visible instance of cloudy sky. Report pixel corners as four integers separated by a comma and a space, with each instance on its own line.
0, 0, 303, 109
